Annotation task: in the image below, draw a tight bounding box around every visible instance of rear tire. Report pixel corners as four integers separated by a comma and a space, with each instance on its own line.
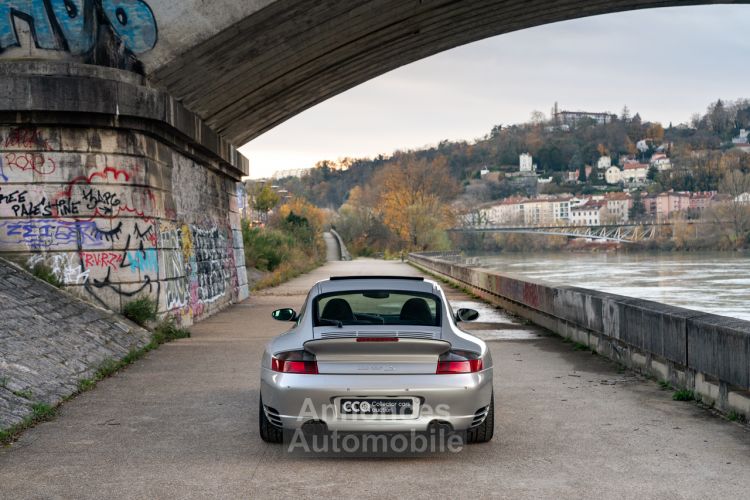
466, 391, 494, 444
259, 395, 283, 443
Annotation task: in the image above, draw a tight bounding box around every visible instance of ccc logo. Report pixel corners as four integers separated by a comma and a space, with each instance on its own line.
342, 401, 371, 413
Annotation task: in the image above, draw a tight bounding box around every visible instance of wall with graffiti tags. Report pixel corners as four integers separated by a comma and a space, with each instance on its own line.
0, 0, 157, 72
0, 125, 249, 325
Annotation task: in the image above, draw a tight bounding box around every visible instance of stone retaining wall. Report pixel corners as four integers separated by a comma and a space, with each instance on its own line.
0, 258, 151, 430
410, 252, 750, 419
0, 63, 249, 326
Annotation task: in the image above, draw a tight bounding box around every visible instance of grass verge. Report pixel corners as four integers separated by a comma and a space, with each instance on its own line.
0, 317, 190, 446
122, 296, 158, 326
0, 403, 57, 445
672, 389, 696, 401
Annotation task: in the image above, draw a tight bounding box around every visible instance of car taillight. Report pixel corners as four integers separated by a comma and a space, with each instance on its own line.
436, 350, 483, 374
271, 350, 318, 374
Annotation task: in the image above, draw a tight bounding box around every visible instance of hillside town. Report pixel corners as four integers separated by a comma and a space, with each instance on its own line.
466, 151, 731, 227
462, 115, 750, 228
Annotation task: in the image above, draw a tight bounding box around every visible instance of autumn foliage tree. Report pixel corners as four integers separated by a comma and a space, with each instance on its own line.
335, 154, 460, 254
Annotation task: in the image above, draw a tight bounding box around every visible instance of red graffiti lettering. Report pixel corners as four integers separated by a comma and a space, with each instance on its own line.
3, 152, 56, 175
82, 252, 122, 269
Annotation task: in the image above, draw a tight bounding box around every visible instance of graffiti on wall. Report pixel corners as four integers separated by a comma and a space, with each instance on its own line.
191, 226, 229, 304
0, 0, 157, 55
0, 125, 243, 325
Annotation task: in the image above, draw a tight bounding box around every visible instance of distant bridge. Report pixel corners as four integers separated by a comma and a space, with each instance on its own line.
451, 223, 662, 243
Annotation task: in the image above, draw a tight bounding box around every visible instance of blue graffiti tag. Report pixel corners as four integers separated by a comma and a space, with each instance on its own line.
127, 248, 158, 273
48, 0, 96, 54
0, 156, 8, 183
100, 0, 156, 54
0, 219, 107, 249
0, 0, 157, 55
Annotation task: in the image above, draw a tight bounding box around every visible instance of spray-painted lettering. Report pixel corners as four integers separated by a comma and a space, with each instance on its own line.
0, 0, 157, 55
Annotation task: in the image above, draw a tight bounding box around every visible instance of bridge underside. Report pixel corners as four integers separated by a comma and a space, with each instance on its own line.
148, 0, 739, 145
453, 224, 659, 243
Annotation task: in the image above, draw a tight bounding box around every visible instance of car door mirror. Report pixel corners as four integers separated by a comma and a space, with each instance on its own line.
456, 308, 479, 322
272, 308, 297, 322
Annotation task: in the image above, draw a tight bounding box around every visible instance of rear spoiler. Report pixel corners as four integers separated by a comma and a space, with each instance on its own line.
329, 276, 424, 281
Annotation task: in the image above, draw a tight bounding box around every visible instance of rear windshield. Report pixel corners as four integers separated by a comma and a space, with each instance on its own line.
314, 291, 440, 327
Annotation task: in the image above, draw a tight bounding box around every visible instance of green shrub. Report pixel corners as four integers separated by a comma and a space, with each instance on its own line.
29, 263, 61, 288
122, 296, 158, 326
672, 389, 695, 401
241, 219, 326, 290
151, 317, 191, 345
242, 224, 295, 271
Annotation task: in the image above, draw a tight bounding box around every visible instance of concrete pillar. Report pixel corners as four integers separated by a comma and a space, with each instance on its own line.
0, 62, 249, 325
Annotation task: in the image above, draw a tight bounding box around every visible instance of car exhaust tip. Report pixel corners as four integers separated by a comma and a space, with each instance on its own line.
427, 420, 454, 434
301, 419, 328, 435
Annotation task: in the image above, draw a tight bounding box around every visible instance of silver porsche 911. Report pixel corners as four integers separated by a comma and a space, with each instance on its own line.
259, 276, 494, 444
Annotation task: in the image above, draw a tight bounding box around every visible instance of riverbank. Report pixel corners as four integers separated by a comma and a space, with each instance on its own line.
409, 252, 750, 422
451, 251, 750, 321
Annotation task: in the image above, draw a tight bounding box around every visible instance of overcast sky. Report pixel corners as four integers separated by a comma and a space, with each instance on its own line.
240, 4, 750, 179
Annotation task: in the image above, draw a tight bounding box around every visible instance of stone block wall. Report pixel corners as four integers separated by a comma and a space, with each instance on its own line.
0, 257, 152, 430
0, 124, 248, 325
410, 252, 750, 419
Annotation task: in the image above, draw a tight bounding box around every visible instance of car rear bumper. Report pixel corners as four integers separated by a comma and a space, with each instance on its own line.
260, 368, 493, 432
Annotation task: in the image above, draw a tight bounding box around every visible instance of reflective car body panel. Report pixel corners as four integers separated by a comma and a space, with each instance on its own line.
260, 276, 493, 432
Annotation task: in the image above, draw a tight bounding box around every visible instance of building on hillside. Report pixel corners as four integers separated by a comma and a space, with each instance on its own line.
479, 195, 575, 226
622, 163, 649, 184
732, 129, 749, 144
551, 197, 572, 223
271, 168, 309, 179
732, 143, 750, 154
519, 153, 535, 172
597, 156, 612, 169
566, 170, 579, 183
480, 167, 490, 176
641, 195, 657, 218
604, 192, 632, 223
570, 201, 606, 226
688, 191, 718, 217
554, 109, 617, 127
735, 192, 750, 204
605, 166, 622, 185
650, 153, 672, 171
480, 197, 527, 226
655, 192, 691, 221
521, 198, 555, 226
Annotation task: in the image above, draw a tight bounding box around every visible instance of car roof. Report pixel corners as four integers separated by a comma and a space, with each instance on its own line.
315, 276, 438, 295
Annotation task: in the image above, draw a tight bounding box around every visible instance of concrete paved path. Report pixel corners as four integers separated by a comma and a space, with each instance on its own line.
322, 232, 341, 261
1, 259, 749, 499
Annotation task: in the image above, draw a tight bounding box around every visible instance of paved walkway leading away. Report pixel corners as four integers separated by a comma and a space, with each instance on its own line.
1, 259, 749, 499
322, 232, 341, 261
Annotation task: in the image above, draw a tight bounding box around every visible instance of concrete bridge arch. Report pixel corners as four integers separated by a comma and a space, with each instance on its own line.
0, 0, 744, 322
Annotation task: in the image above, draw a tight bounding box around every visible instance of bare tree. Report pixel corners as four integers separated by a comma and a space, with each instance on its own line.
713, 169, 750, 246
530, 110, 547, 125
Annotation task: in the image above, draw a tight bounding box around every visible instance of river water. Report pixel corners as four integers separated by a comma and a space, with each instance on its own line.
467, 252, 750, 321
